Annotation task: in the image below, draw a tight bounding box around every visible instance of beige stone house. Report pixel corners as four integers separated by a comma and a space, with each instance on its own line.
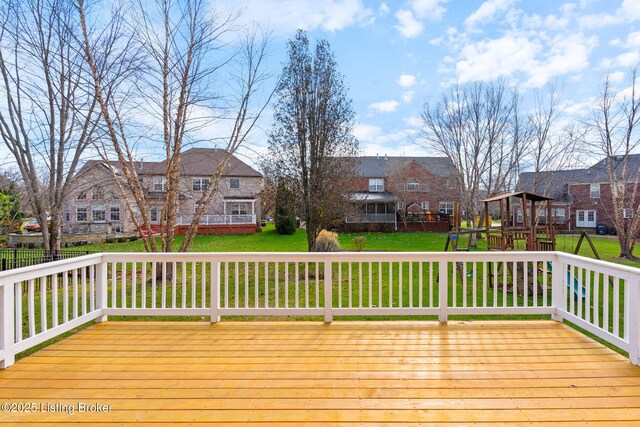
65, 148, 262, 235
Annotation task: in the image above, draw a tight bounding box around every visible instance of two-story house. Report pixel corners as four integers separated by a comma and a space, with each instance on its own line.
65, 148, 262, 235
518, 155, 640, 232
344, 155, 460, 232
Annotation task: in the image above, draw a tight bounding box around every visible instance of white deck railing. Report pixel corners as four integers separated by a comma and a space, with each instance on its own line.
176, 214, 256, 225
0, 251, 638, 368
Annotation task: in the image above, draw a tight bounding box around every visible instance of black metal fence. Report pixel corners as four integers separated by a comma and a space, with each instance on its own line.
0, 249, 93, 272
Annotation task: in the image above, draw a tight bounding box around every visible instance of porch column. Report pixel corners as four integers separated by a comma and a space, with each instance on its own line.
394, 202, 398, 231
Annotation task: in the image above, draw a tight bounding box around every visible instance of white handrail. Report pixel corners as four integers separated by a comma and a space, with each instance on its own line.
0, 250, 638, 368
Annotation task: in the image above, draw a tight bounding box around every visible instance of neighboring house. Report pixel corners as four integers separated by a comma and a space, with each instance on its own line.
518, 155, 640, 232
344, 155, 460, 232
65, 148, 262, 235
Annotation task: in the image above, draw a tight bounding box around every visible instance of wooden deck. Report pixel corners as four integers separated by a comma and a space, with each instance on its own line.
1, 320, 640, 425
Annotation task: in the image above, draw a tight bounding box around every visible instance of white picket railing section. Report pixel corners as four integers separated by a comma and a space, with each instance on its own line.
0, 251, 638, 369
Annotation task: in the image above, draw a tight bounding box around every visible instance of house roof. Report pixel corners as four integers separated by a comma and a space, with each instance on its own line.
354, 156, 456, 178
348, 191, 400, 203
76, 148, 261, 178
517, 154, 640, 203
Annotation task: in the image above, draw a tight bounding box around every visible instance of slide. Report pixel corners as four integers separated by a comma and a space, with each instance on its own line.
566, 270, 587, 299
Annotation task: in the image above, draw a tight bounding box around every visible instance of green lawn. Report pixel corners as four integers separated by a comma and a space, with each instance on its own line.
80, 223, 640, 267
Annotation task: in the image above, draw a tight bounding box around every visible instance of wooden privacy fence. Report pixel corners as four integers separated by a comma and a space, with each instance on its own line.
0, 251, 638, 368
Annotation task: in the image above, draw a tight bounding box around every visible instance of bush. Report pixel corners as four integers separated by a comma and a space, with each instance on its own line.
315, 229, 341, 252
352, 236, 366, 252
105, 237, 116, 243
129, 235, 138, 242
117, 237, 128, 243
274, 181, 296, 235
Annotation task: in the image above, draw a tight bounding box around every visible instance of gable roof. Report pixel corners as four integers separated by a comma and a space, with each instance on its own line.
518, 154, 640, 203
355, 156, 456, 178
76, 148, 261, 178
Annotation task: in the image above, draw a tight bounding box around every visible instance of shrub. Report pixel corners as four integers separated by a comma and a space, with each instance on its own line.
274, 181, 296, 235
105, 237, 116, 244
315, 229, 341, 252
129, 235, 138, 242
117, 237, 128, 243
352, 236, 366, 252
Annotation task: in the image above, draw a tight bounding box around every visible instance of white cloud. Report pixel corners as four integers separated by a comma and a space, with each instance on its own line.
409, 0, 447, 20
397, 73, 417, 87
464, 0, 515, 29
217, 0, 373, 35
579, 0, 640, 28
403, 116, 423, 127
401, 91, 415, 103
379, 3, 390, 16
616, 52, 640, 67
368, 100, 400, 113
609, 71, 626, 84
394, 10, 423, 38
611, 31, 640, 49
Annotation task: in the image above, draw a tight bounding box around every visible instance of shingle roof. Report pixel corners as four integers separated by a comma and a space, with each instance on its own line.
517, 154, 640, 202
77, 148, 261, 178
354, 156, 456, 178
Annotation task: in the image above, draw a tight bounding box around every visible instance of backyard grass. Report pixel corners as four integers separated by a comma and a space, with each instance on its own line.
80, 222, 640, 267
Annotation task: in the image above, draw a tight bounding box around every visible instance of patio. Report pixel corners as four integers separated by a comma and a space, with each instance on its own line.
0, 251, 638, 424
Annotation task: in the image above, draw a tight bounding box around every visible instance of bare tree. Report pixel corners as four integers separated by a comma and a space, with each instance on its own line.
78, 0, 272, 252
266, 30, 358, 251
589, 65, 640, 259
418, 81, 525, 235
0, 0, 100, 250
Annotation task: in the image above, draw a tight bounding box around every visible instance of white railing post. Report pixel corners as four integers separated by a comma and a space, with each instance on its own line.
438, 261, 448, 323
0, 279, 15, 368
210, 261, 220, 323
629, 277, 639, 366
95, 259, 108, 323
551, 255, 565, 322
324, 258, 333, 323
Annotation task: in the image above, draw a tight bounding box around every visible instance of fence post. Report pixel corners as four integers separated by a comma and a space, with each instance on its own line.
95, 259, 108, 323
551, 255, 565, 322
210, 261, 220, 323
0, 280, 15, 368
324, 258, 333, 323
438, 261, 448, 323
629, 278, 639, 366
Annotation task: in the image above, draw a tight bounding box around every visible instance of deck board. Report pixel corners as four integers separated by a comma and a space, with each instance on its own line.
1, 320, 639, 425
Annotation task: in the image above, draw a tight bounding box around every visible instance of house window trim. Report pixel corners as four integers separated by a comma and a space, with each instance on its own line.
110, 206, 120, 221
590, 183, 601, 198
92, 204, 106, 223
192, 177, 210, 191
154, 177, 167, 192
576, 209, 597, 227
439, 201, 454, 215
420, 201, 429, 211
229, 178, 240, 190
76, 205, 88, 222
407, 179, 419, 192
369, 178, 384, 193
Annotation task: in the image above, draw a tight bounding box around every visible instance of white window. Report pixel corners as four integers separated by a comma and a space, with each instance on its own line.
397, 201, 406, 211
420, 184, 429, 192
407, 179, 419, 192
517, 209, 523, 223
613, 181, 624, 198
439, 201, 453, 215
369, 178, 384, 192
92, 205, 105, 222
110, 206, 120, 221
576, 209, 597, 227
623, 208, 632, 219
64, 206, 70, 223
92, 187, 103, 200
230, 178, 240, 189
76, 206, 87, 222
76, 191, 87, 200
231, 203, 248, 215
192, 177, 210, 191
420, 201, 429, 211
150, 207, 158, 222
590, 183, 600, 198
154, 177, 166, 191
396, 183, 405, 192
553, 208, 566, 224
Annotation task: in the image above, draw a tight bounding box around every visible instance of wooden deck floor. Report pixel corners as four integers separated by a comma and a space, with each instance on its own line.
1, 321, 640, 425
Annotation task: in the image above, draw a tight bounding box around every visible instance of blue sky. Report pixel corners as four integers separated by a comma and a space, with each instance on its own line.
217, 0, 640, 162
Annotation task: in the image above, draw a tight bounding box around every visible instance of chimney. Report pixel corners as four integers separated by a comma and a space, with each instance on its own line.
384, 154, 388, 160
376, 153, 379, 159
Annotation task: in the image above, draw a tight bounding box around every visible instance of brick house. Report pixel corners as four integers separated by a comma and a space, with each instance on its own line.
65, 148, 262, 235
517, 155, 640, 233
344, 155, 460, 232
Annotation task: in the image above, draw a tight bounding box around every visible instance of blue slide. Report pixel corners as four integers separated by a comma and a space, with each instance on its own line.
567, 269, 587, 299
545, 261, 586, 299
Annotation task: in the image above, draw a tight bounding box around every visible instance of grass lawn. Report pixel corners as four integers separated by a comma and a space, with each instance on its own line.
81, 222, 640, 267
